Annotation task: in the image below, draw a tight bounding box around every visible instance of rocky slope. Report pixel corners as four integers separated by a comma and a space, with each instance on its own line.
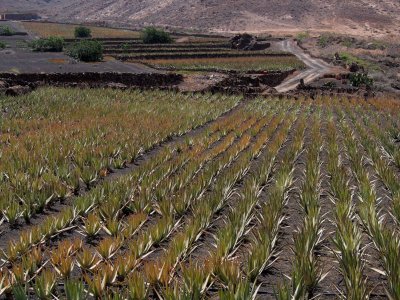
1, 0, 399, 36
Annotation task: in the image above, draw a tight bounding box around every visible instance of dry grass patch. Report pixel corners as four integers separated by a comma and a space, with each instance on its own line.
21, 22, 140, 39
48, 58, 68, 64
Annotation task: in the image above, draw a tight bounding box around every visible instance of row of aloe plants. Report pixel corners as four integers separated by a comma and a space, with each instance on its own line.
326, 118, 368, 299
340, 118, 400, 299
0, 89, 241, 227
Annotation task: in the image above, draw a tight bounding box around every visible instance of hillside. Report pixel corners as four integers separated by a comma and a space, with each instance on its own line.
1, 0, 400, 36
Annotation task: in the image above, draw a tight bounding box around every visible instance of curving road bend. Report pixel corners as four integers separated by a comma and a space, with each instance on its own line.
275, 40, 337, 93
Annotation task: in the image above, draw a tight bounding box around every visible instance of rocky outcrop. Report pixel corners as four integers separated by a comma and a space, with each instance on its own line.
5, 85, 32, 96
230, 34, 271, 51
208, 71, 293, 94
0, 72, 183, 90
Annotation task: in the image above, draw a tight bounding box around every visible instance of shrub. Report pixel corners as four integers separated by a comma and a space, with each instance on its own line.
349, 73, 374, 88
121, 43, 131, 51
141, 27, 172, 44
341, 37, 354, 48
0, 26, 14, 36
67, 40, 103, 62
296, 31, 310, 42
317, 34, 334, 48
339, 52, 379, 72
30, 37, 64, 52
74, 26, 92, 38
0, 41, 6, 49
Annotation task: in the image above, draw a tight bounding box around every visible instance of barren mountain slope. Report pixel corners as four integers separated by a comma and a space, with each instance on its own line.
1, 0, 399, 36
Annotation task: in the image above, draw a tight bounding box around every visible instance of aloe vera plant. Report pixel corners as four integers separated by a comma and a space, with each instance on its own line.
34, 269, 57, 300
82, 213, 102, 238
127, 272, 149, 300
0, 269, 13, 297
65, 279, 86, 300
76, 247, 100, 271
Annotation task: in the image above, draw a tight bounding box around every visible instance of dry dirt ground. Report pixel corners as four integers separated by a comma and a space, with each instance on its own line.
0, 21, 156, 74
1, 0, 400, 37
299, 34, 400, 94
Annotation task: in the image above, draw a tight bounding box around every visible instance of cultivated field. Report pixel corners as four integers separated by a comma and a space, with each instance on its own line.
143, 56, 305, 72
0, 88, 399, 299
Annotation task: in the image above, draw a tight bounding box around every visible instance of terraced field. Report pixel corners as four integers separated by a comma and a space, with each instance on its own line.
0, 89, 400, 299
144, 56, 305, 72
60, 34, 303, 73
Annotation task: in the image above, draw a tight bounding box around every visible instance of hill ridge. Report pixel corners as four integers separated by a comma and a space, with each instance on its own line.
1, 0, 399, 36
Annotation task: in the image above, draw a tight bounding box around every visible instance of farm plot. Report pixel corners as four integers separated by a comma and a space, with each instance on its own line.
143, 56, 306, 72
0, 88, 239, 229
0, 91, 400, 300
114, 51, 291, 61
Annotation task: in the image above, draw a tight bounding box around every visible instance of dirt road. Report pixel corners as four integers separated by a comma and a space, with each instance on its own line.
275, 40, 337, 93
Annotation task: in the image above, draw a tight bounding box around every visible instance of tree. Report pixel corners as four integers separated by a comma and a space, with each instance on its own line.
74, 26, 92, 38
141, 27, 172, 44
67, 40, 103, 62
30, 37, 64, 52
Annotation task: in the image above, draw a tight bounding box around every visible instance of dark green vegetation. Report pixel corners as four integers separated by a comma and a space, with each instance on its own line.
141, 27, 173, 44
67, 40, 103, 62
349, 72, 374, 87
0, 25, 14, 36
30, 37, 64, 52
74, 26, 92, 38
0, 41, 6, 49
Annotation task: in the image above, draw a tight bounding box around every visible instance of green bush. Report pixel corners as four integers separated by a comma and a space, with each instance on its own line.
339, 52, 379, 71
0, 26, 14, 36
121, 42, 132, 50
67, 40, 103, 62
74, 26, 92, 38
30, 37, 64, 52
0, 41, 6, 49
296, 31, 310, 42
349, 73, 374, 88
141, 27, 172, 44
